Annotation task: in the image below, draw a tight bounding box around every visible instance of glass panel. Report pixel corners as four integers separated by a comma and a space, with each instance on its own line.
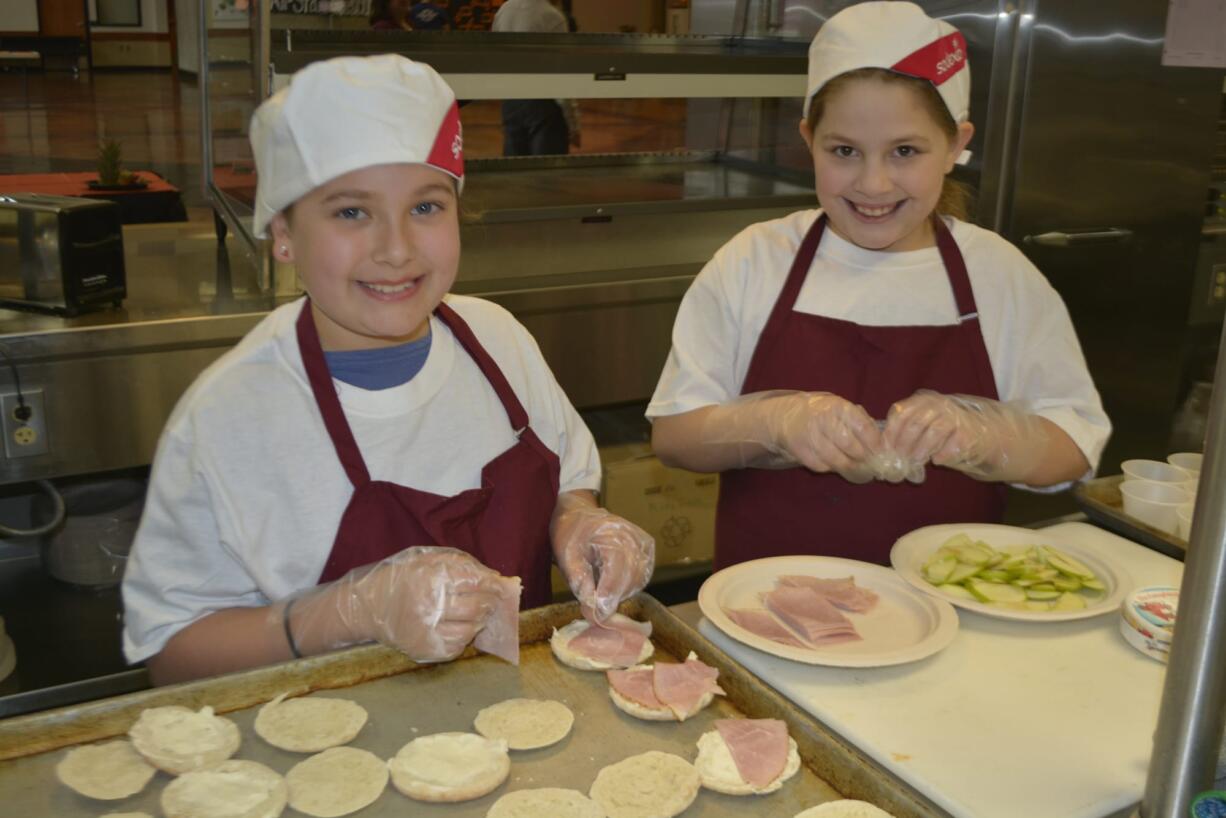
206, 0, 260, 239
224, 0, 815, 273
95, 0, 141, 27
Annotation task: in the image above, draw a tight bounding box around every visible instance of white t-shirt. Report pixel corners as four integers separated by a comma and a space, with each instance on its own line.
122, 295, 600, 663
648, 209, 1111, 483
492, 0, 567, 32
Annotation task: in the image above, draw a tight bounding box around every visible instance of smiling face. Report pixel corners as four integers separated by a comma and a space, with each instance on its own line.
270, 163, 460, 351
801, 74, 973, 253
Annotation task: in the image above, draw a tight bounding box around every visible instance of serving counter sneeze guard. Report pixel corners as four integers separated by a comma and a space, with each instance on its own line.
199, 3, 814, 412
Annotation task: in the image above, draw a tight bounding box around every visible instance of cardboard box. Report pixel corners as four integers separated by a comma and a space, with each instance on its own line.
600, 443, 719, 568
550, 443, 720, 597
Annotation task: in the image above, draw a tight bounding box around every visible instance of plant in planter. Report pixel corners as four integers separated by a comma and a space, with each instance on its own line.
96, 138, 137, 186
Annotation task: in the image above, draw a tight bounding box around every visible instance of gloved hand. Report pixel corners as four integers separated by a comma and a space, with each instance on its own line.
882, 390, 1051, 482
281, 546, 512, 663
701, 391, 883, 482
861, 420, 928, 484
551, 492, 655, 624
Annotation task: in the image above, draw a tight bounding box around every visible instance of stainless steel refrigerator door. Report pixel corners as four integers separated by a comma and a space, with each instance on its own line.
998, 0, 1221, 481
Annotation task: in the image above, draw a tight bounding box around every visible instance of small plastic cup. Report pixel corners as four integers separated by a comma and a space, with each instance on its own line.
1120, 479, 1191, 535
1176, 502, 1195, 541
1182, 476, 1200, 500
1122, 459, 1190, 485
1167, 452, 1203, 477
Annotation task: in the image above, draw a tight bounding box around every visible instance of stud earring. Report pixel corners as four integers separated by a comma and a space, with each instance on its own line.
279, 245, 287, 255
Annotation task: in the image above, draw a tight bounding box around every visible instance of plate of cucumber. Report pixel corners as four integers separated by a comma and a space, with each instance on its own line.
890, 523, 1129, 621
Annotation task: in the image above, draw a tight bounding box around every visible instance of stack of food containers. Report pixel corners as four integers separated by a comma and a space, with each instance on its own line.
1119, 453, 1202, 538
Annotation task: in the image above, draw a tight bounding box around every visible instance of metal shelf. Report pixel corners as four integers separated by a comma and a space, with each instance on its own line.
271, 29, 807, 100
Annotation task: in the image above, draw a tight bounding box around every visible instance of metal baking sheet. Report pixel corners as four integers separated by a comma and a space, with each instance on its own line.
0, 595, 949, 817
1074, 474, 1186, 559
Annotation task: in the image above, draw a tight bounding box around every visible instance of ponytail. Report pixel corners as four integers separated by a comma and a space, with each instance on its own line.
936, 177, 971, 222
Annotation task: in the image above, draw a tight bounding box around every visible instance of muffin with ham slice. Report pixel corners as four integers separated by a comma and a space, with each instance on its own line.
694, 718, 801, 795
551, 613, 654, 670
606, 651, 725, 721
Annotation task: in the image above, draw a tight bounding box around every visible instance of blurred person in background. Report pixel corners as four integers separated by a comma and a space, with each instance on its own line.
492, 0, 580, 154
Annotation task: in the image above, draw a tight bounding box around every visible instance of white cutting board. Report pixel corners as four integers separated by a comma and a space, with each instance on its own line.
696, 522, 1182, 818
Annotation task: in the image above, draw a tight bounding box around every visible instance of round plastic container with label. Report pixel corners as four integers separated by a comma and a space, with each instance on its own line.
1119, 586, 1177, 663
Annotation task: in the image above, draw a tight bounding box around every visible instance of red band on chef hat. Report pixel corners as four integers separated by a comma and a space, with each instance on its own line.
426, 101, 464, 179
890, 32, 968, 87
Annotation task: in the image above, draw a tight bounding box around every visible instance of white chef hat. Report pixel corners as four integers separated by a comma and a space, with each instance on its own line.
249, 53, 464, 238
803, 1, 971, 126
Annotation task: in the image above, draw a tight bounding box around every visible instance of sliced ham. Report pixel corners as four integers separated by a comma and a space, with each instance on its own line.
606, 667, 663, 710
603, 613, 653, 638
473, 575, 522, 665
652, 654, 725, 720
714, 718, 789, 789
777, 575, 879, 613
567, 620, 648, 667
723, 608, 809, 648
763, 586, 861, 647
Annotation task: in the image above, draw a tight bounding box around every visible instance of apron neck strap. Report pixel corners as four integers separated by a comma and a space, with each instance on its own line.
435, 302, 531, 432
295, 301, 372, 487
773, 213, 978, 319
770, 211, 828, 319
932, 216, 978, 319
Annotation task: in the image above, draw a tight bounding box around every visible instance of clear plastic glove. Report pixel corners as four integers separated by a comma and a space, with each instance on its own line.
883, 390, 1051, 482
701, 391, 883, 482
551, 492, 655, 624
282, 546, 514, 663
861, 420, 928, 484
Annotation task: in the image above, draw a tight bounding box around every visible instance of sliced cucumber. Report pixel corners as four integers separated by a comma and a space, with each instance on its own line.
923, 554, 958, 584
953, 543, 994, 566
921, 535, 1106, 614
947, 562, 982, 584
940, 533, 974, 551
1052, 576, 1082, 592
1041, 546, 1096, 581
938, 583, 977, 600
1053, 592, 1087, 611
967, 579, 1027, 604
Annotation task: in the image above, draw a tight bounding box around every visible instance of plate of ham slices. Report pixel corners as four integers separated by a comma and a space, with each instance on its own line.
698, 556, 959, 667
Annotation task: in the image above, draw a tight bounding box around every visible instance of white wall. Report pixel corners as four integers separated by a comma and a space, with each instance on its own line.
88, 0, 170, 34
0, 0, 40, 32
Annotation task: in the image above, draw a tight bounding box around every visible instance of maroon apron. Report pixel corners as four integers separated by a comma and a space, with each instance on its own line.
297, 300, 560, 609
715, 214, 1006, 568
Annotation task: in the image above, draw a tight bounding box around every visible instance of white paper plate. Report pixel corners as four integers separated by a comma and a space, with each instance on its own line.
698, 555, 959, 668
890, 523, 1129, 622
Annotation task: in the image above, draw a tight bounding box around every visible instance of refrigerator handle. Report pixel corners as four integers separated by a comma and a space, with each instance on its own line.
1023, 228, 1134, 247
